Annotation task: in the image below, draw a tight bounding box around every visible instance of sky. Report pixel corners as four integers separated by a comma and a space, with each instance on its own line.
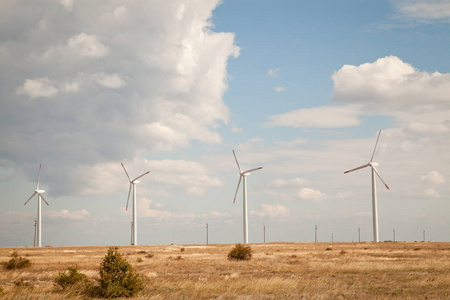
1, 0, 450, 247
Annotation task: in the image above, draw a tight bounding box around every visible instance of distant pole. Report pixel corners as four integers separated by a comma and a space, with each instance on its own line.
263, 225, 266, 243
206, 223, 209, 245
423, 230, 425, 242
393, 228, 395, 242
315, 225, 317, 243
331, 233, 334, 243
33, 220, 37, 247
358, 227, 361, 243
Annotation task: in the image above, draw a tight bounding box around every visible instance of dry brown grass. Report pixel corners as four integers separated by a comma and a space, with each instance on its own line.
1, 242, 449, 299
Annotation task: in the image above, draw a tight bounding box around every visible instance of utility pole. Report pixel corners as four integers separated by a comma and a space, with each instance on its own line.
206, 223, 209, 245
358, 227, 361, 243
263, 225, 266, 243
33, 220, 37, 247
423, 230, 425, 242
393, 228, 395, 242
331, 233, 334, 243
314, 225, 317, 243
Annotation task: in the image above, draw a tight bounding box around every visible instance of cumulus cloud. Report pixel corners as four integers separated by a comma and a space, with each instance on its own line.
67, 33, 108, 58
421, 171, 445, 184
16, 77, 58, 98
95, 73, 126, 89
266, 105, 362, 128
274, 86, 286, 92
332, 56, 450, 112
138, 198, 172, 220
0, 0, 237, 197
297, 188, 326, 201
252, 203, 290, 218
46, 209, 91, 221
269, 177, 310, 188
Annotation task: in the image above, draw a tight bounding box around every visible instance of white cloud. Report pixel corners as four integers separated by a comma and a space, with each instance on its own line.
54, 0, 74, 11
421, 171, 445, 184
269, 177, 309, 188
267, 68, 279, 77
67, 33, 108, 58
16, 77, 58, 98
95, 73, 126, 89
46, 209, 91, 221
1, 1, 237, 198
252, 203, 290, 218
274, 86, 286, 92
266, 105, 362, 128
332, 56, 450, 112
297, 188, 326, 201
61, 82, 79, 92
138, 198, 172, 220
396, 0, 450, 22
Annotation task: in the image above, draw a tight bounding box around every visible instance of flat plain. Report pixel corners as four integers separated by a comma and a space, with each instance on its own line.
1, 242, 449, 299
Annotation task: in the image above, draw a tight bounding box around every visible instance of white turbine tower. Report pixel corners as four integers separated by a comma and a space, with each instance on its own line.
344, 130, 389, 242
232, 150, 262, 244
121, 163, 150, 246
24, 164, 49, 247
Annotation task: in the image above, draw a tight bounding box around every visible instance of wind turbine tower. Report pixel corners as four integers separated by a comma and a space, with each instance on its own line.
232, 150, 262, 244
121, 163, 150, 246
24, 164, 49, 247
344, 131, 390, 242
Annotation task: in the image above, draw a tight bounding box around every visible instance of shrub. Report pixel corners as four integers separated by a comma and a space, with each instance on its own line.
54, 266, 88, 290
227, 244, 252, 261
145, 254, 154, 259
3, 251, 31, 270
15, 279, 33, 289
94, 247, 144, 298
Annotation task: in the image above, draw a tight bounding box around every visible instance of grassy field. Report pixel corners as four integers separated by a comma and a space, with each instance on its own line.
1, 242, 449, 299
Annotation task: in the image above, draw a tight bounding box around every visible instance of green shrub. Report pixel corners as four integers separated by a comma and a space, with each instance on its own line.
54, 266, 88, 290
3, 251, 31, 270
227, 244, 252, 261
94, 247, 144, 298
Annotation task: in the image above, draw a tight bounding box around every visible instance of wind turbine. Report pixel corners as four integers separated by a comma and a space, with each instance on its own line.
344, 130, 389, 242
121, 163, 150, 246
24, 164, 49, 247
232, 150, 262, 244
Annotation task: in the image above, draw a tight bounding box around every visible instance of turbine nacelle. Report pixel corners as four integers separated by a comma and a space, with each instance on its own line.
36, 189, 45, 194
369, 162, 379, 167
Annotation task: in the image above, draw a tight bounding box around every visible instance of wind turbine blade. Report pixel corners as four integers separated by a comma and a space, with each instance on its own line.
370, 130, 382, 162
344, 163, 370, 174
372, 166, 390, 190
24, 191, 37, 205
243, 167, 263, 174
121, 163, 132, 182
39, 193, 50, 206
232, 150, 242, 173
36, 164, 42, 190
126, 184, 132, 211
133, 171, 150, 182
233, 176, 242, 204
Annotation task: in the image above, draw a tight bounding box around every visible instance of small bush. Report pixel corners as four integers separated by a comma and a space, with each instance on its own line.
325, 247, 332, 251
180, 247, 185, 252
227, 244, 252, 261
54, 266, 88, 290
145, 254, 154, 259
15, 279, 33, 289
94, 247, 144, 298
3, 251, 31, 270
137, 258, 143, 263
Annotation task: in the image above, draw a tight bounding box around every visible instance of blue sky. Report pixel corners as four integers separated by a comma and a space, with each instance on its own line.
1, 0, 450, 247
